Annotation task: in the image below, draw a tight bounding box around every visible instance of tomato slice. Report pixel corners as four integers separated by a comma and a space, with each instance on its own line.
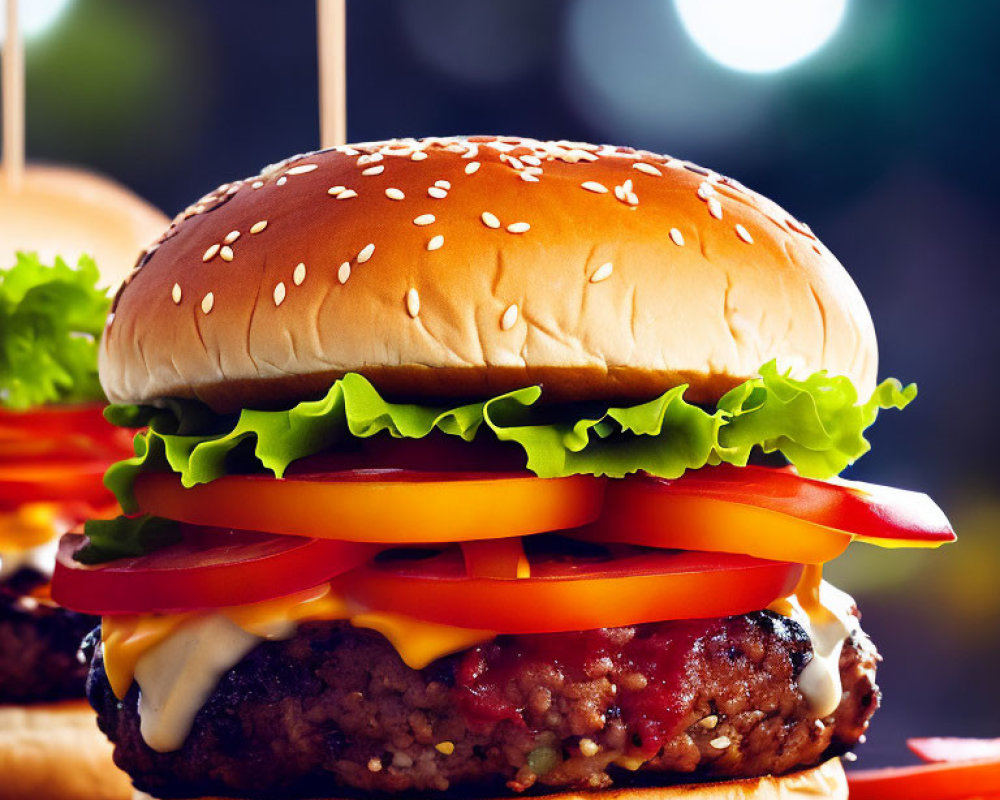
0, 461, 114, 508
52, 529, 378, 615
578, 465, 954, 564
133, 470, 605, 544
339, 542, 803, 633
847, 758, 1000, 800
910, 738, 1000, 763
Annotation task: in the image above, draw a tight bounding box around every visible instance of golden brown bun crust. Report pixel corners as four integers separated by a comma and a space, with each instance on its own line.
0, 165, 169, 288
134, 758, 846, 800
0, 700, 134, 800
101, 137, 877, 412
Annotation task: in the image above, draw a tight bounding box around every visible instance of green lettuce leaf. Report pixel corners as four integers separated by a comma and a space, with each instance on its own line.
0, 252, 111, 409
104, 362, 915, 515
75, 515, 181, 565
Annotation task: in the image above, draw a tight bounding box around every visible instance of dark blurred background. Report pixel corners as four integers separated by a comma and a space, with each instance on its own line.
7, 0, 999, 770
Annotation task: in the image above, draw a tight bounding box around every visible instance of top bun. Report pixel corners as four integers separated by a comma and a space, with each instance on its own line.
100, 136, 877, 412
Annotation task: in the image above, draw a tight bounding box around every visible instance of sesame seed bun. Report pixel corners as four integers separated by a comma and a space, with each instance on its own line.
131, 758, 847, 800
0, 700, 133, 800
0, 164, 168, 289
101, 137, 877, 412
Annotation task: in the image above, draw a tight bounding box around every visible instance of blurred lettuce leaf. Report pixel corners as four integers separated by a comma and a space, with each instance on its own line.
0, 252, 110, 409
105, 362, 915, 514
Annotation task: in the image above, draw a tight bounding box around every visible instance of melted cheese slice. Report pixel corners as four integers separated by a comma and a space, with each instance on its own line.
769, 564, 857, 718
101, 584, 496, 753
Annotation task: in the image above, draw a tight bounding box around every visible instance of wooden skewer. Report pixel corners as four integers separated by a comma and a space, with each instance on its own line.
317, 0, 347, 149
1, 0, 25, 192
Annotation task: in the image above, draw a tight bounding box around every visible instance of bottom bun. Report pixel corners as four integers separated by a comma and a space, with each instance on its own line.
0, 700, 134, 800
133, 758, 845, 800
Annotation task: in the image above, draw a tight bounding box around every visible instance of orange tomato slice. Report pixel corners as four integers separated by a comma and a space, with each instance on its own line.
339, 543, 803, 633
133, 470, 605, 544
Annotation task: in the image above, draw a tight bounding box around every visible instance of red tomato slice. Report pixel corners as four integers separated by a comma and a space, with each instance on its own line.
847, 758, 1000, 800
52, 529, 378, 615
910, 738, 1000, 763
579, 465, 954, 564
133, 470, 605, 544
0, 461, 114, 509
339, 543, 803, 633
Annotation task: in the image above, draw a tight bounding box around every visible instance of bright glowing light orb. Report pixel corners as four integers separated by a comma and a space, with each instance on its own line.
0, 0, 73, 43
674, 0, 848, 74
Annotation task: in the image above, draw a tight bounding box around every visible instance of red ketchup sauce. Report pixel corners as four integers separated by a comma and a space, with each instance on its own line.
455, 619, 721, 757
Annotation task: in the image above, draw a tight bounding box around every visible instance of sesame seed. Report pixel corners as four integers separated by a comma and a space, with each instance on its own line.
633, 162, 662, 177
465, 161, 481, 175
250, 220, 268, 234
501, 304, 519, 330
201, 292, 215, 314
507, 222, 530, 234
276, 176, 288, 186
697, 182, 716, 200
579, 738, 600, 758
665, 158, 684, 169
385, 187, 405, 200
623, 179, 634, 192
327, 185, 347, 196
358, 243, 375, 263
626, 191, 639, 206
735, 224, 754, 244
427, 235, 444, 251
614, 185, 627, 202
481, 212, 501, 229
522, 155, 542, 167
286, 164, 318, 175
274, 282, 286, 306
224, 230, 241, 244
505, 156, 525, 171
843, 752, 858, 763
362, 165, 385, 176
520, 172, 539, 183
338, 262, 351, 284
435, 741, 455, 756
669, 228, 685, 246
710, 736, 731, 750
337, 189, 358, 200
411, 151, 428, 161
413, 214, 436, 226
357, 153, 383, 166
252, 180, 264, 189
406, 288, 420, 318
293, 262, 306, 285
202, 244, 220, 262
698, 715, 719, 730
220, 246, 235, 262
171, 283, 182, 304
708, 197, 723, 220
435, 180, 452, 190
590, 262, 614, 283
581, 181, 609, 194
428, 186, 448, 199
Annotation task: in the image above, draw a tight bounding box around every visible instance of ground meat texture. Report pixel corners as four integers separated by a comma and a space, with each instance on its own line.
0, 571, 95, 702
89, 611, 879, 798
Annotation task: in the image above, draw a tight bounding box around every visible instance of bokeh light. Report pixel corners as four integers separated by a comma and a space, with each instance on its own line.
673, 0, 848, 74
562, 0, 775, 159
0, 0, 72, 42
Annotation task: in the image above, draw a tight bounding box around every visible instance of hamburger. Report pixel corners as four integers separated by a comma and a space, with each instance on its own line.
52, 136, 954, 800
0, 254, 139, 800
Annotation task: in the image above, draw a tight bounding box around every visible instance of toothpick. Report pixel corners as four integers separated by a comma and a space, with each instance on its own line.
317, 0, 347, 149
